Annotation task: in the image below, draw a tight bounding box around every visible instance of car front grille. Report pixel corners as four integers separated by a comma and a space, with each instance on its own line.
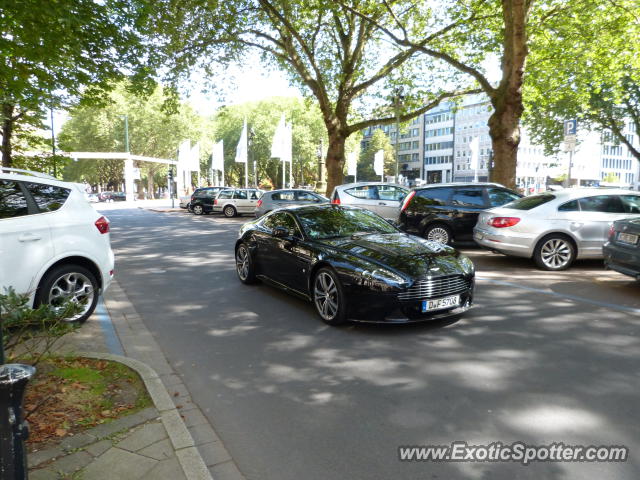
398, 275, 470, 301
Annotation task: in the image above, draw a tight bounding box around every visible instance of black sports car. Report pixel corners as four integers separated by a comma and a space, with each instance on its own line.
235, 204, 475, 325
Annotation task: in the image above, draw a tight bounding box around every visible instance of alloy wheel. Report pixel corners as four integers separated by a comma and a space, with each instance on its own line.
314, 272, 339, 321
540, 238, 572, 269
224, 206, 236, 217
193, 205, 204, 215
236, 246, 249, 281
48, 272, 94, 322
426, 227, 450, 244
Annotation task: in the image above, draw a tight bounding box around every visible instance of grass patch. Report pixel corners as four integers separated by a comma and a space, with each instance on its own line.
25, 356, 152, 450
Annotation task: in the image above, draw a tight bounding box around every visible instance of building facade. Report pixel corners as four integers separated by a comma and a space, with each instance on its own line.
361, 95, 639, 191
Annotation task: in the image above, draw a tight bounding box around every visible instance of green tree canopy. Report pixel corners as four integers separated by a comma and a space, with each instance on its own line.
358, 129, 395, 182
524, 0, 640, 161
212, 97, 327, 188
58, 83, 204, 194
0, 0, 151, 167
143, 0, 479, 194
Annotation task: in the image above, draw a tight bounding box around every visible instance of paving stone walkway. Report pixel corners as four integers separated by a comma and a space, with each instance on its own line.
29, 407, 186, 479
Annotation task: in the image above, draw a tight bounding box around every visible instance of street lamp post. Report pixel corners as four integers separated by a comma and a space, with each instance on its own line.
315, 141, 326, 193
393, 88, 404, 184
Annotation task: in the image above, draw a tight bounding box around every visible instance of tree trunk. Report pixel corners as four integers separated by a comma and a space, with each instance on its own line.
1, 103, 15, 168
488, 102, 521, 188
324, 130, 347, 196
487, 0, 530, 189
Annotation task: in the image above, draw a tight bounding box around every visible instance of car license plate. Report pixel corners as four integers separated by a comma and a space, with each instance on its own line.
422, 295, 460, 312
618, 232, 639, 245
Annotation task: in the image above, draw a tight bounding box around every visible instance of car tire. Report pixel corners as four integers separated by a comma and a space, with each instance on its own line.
534, 234, 576, 271
192, 204, 204, 215
235, 243, 257, 284
224, 205, 237, 218
35, 264, 99, 323
313, 267, 347, 326
423, 223, 452, 245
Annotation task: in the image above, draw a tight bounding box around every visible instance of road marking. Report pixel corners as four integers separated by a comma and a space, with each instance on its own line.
95, 297, 125, 355
477, 277, 640, 315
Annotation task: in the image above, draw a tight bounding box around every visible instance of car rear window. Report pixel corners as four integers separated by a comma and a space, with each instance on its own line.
24, 182, 70, 212
272, 191, 295, 201
578, 195, 625, 213
621, 195, 640, 214
0, 180, 29, 218
452, 188, 486, 208
345, 186, 378, 200
487, 188, 521, 207
504, 194, 555, 210
416, 187, 453, 206
217, 190, 233, 199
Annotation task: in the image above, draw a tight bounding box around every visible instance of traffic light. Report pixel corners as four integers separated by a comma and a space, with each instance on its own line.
168, 168, 174, 180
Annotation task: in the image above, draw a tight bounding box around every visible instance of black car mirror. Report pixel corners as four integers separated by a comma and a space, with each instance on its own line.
273, 226, 290, 238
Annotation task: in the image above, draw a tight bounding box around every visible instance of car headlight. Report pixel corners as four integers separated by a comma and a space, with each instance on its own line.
365, 268, 408, 289
458, 255, 475, 275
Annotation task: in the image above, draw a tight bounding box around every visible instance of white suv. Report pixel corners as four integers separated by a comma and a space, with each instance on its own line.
0, 168, 114, 322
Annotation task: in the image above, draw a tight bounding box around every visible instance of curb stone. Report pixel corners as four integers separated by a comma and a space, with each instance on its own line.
80, 352, 213, 480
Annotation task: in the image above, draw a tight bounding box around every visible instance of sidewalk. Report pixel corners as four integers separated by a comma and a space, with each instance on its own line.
27, 278, 241, 479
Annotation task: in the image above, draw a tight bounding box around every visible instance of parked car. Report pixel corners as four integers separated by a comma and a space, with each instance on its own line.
235, 204, 475, 325
603, 217, 640, 280
188, 186, 228, 215
0, 168, 114, 322
213, 188, 263, 217
330, 182, 409, 219
398, 183, 522, 245
474, 189, 640, 270
255, 189, 328, 217
99, 191, 126, 202
87, 193, 100, 203
179, 195, 192, 209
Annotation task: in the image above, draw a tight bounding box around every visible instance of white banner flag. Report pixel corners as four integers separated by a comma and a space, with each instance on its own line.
373, 149, 384, 176
189, 143, 200, 172
469, 137, 480, 170
347, 151, 357, 176
212, 140, 224, 171
271, 114, 286, 159
235, 120, 248, 163
178, 140, 191, 169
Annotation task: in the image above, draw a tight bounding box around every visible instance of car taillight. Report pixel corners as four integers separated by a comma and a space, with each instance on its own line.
257, 199, 262, 208
95, 216, 110, 234
489, 217, 520, 228
608, 223, 616, 240
400, 191, 416, 212
331, 193, 340, 205
214, 199, 218, 205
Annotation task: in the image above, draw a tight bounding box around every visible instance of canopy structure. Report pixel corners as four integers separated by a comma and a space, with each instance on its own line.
67, 152, 178, 201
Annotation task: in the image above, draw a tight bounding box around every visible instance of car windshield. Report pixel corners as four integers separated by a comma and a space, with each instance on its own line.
503, 193, 555, 210
296, 207, 397, 240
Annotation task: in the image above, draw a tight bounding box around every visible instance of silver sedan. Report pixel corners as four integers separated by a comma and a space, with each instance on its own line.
473, 188, 640, 270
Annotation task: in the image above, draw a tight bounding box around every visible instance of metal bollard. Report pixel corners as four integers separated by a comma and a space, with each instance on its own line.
0, 364, 36, 480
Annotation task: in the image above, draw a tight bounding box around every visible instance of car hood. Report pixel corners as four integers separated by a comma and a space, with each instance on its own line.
320, 232, 463, 277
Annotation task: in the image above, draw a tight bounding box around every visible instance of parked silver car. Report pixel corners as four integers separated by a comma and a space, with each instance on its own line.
254, 189, 328, 217
473, 188, 640, 270
330, 182, 409, 219
212, 188, 263, 217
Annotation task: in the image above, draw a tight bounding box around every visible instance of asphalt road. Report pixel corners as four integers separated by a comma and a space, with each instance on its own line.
102, 205, 640, 480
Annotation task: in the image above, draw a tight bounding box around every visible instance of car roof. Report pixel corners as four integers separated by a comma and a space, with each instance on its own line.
0, 171, 81, 190
335, 182, 408, 190
415, 182, 507, 190
538, 188, 639, 200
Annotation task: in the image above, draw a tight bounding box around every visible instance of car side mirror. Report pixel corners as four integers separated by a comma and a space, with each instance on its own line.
273, 226, 289, 238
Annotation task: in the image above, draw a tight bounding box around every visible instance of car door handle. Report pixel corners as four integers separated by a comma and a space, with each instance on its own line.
19, 233, 41, 242
378, 202, 387, 205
